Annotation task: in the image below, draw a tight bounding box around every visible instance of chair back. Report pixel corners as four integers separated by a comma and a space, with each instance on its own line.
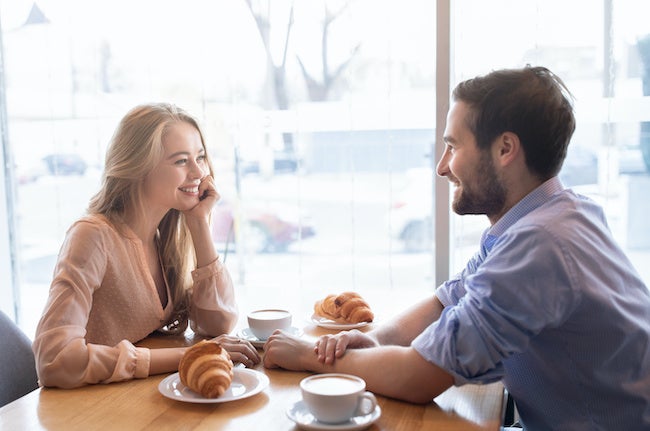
0, 310, 39, 407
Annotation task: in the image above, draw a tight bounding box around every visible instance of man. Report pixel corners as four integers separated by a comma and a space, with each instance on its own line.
263, 66, 650, 430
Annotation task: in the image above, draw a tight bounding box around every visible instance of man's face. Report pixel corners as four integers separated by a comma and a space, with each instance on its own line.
437, 101, 506, 218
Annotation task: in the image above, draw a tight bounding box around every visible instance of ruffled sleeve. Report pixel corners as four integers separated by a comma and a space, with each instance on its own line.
189, 257, 238, 336
32, 218, 152, 388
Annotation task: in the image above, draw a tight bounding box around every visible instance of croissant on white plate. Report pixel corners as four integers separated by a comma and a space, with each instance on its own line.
313, 292, 374, 324
178, 340, 234, 398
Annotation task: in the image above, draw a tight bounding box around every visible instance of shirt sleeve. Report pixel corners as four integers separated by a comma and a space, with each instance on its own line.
413, 224, 579, 385
436, 249, 485, 307
32, 221, 151, 388
189, 257, 238, 337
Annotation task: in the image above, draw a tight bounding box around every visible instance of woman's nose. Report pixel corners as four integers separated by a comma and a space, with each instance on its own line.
189, 161, 204, 179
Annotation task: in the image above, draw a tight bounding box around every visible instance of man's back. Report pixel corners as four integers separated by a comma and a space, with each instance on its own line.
496, 187, 650, 429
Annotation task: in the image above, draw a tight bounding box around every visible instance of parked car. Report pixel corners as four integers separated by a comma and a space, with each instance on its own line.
42, 153, 87, 176
14, 159, 49, 185
388, 168, 434, 253
239, 150, 300, 176
559, 145, 598, 187
211, 199, 315, 253
617, 145, 647, 175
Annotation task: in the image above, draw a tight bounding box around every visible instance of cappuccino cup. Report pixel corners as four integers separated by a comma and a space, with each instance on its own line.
247, 309, 292, 341
300, 374, 377, 424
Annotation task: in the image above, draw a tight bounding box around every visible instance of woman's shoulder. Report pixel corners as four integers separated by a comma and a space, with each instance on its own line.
70, 214, 111, 231
67, 214, 127, 242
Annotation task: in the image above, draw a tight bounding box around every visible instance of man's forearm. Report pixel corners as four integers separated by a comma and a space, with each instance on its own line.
372, 295, 444, 346
311, 345, 453, 404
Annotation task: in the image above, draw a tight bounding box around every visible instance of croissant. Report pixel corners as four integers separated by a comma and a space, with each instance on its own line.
313, 293, 339, 320
178, 340, 234, 398
335, 292, 374, 324
314, 292, 374, 324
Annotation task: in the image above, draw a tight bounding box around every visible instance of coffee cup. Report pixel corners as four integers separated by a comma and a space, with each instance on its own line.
300, 373, 377, 424
247, 309, 292, 341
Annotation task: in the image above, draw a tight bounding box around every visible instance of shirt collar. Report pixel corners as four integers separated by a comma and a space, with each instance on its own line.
481, 176, 564, 253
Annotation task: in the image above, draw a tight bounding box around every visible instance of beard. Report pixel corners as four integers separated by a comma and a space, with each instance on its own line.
452, 152, 507, 217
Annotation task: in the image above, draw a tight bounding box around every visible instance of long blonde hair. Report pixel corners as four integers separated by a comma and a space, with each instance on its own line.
88, 103, 214, 333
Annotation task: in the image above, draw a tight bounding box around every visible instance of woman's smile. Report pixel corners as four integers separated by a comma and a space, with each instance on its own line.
179, 185, 200, 194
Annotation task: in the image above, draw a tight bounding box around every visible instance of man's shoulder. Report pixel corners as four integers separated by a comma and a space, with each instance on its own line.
526, 188, 602, 224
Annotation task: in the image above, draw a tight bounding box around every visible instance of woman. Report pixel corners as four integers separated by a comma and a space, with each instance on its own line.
33, 103, 259, 388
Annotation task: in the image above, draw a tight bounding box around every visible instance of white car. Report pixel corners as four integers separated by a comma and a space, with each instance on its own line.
387, 167, 433, 252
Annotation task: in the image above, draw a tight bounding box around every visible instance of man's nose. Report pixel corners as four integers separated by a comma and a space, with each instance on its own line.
436, 152, 449, 177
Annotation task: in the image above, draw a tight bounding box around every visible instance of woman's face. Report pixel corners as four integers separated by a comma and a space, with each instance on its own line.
142, 121, 208, 214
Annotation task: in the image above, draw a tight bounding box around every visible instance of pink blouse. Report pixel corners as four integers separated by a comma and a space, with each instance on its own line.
32, 215, 238, 388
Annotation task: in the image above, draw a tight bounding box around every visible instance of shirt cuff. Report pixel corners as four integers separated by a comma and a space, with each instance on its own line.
191, 258, 222, 282
135, 347, 150, 379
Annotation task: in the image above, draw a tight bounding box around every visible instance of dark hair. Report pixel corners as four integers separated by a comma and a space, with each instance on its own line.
452, 66, 576, 180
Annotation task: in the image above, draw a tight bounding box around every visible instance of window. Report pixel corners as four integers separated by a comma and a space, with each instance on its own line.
449, 0, 650, 284
1, 1, 648, 336
0, 1, 438, 335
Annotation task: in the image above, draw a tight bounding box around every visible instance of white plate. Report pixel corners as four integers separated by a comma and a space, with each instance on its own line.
158, 368, 269, 403
310, 314, 371, 330
237, 326, 304, 348
286, 400, 381, 431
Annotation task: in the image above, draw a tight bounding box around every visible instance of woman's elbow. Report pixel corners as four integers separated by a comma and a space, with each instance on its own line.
36, 364, 86, 389
191, 308, 238, 337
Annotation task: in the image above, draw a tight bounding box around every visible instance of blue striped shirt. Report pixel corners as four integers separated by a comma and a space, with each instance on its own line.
413, 177, 650, 430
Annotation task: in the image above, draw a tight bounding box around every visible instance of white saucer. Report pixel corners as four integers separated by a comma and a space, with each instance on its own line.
237, 326, 304, 348
158, 369, 269, 403
286, 400, 381, 431
310, 314, 371, 330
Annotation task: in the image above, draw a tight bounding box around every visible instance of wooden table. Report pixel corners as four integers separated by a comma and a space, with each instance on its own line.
0, 324, 505, 431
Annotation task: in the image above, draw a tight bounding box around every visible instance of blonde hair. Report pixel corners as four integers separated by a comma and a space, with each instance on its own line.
88, 103, 214, 333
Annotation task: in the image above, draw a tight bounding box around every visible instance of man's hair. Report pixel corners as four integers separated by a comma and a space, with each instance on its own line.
452, 66, 576, 180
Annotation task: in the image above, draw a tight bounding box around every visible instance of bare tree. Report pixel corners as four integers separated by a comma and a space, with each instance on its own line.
296, 2, 360, 102
244, 0, 294, 151
244, 0, 361, 152
244, 0, 294, 111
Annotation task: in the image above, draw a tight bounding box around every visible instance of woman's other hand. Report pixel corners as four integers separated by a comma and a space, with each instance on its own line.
314, 329, 379, 365
209, 334, 260, 368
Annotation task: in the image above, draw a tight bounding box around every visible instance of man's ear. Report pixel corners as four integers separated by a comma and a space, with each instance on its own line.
494, 131, 521, 167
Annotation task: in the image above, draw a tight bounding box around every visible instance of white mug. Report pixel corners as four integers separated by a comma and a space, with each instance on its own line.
300, 373, 377, 424
247, 309, 292, 341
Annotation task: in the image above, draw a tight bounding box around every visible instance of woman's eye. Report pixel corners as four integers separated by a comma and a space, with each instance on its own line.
174, 158, 188, 165
197, 155, 206, 163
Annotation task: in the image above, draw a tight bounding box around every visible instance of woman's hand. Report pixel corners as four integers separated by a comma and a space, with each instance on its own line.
314, 329, 379, 365
182, 174, 222, 267
183, 175, 220, 221
208, 334, 260, 368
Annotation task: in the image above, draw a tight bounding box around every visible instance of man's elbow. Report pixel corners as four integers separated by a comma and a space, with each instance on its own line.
393, 380, 448, 404
398, 351, 454, 404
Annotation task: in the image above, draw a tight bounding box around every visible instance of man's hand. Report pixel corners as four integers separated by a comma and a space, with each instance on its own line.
263, 330, 318, 370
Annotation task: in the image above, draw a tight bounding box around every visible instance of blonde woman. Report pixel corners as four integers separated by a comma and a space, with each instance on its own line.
33, 103, 259, 389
